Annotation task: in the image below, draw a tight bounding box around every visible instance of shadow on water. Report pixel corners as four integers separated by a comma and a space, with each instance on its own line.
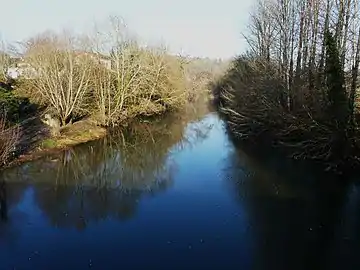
223, 141, 360, 270
0, 180, 7, 222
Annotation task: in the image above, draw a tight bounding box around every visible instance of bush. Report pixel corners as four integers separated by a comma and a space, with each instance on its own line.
212, 55, 354, 169
0, 115, 21, 166
18, 30, 189, 127
0, 86, 34, 123
88, 44, 187, 126
213, 56, 288, 137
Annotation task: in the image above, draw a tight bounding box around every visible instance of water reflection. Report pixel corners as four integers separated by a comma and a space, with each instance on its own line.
1, 113, 213, 230
1, 112, 360, 269
0, 179, 7, 222
223, 144, 360, 270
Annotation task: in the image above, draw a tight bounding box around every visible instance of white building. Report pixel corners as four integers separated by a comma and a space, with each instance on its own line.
6, 60, 38, 79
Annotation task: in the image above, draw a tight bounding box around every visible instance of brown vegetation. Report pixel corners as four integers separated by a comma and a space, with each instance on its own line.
16, 18, 190, 128
0, 16, 223, 169
20, 34, 94, 126
213, 0, 360, 172
0, 115, 21, 166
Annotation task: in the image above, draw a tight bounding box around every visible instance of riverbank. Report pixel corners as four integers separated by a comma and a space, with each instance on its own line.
212, 43, 360, 172
5, 119, 107, 168
212, 58, 360, 174
214, 90, 360, 174
2, 94, 213, 170
208, 0, 360, 174
0, 92, 212, 170
0, 18, 228, 170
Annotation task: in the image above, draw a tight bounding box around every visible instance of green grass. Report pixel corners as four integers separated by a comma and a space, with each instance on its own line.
40, 138, 58, 149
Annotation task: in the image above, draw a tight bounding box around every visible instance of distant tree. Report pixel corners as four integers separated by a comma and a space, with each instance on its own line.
0, 40, 11, 81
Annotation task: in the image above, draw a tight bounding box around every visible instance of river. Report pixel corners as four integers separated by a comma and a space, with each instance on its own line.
0, 112, 360, 270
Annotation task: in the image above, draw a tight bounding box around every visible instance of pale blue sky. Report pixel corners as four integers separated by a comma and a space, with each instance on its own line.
0, 0, 254, 59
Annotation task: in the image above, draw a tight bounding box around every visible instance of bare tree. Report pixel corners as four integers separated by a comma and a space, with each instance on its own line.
349, 27, 360, 120
214, 0, 360, 166
89, 17, 186, 126
21, 32, 94, 126
0, 39, 11, 81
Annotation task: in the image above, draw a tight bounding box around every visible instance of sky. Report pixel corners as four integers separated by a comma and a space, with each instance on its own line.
0, 0, 255, 59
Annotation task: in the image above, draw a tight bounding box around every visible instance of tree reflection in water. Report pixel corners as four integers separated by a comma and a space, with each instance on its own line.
222, 144, 360, 270
0, 178, 7, 222
1, 112, 213, 230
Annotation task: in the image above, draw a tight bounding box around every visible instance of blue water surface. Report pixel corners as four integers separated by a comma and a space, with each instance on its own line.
1, 113, 360, 270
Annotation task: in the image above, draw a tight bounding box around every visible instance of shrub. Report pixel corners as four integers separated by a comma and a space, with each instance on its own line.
0, 115, 21, 166
18, 28, 189, 127
19, 34, 93, 126
90, 44, 186, 126
0, 86, 34, 123
213, 56, 339, 163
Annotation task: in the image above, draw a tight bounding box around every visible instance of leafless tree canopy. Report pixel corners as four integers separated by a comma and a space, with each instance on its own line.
15, 17, 208, 127
89, 29, 186, 126
21, 34, 94, 126
0, 40, 12, 81
0, 114, 20, 165
214, 0, 360, 168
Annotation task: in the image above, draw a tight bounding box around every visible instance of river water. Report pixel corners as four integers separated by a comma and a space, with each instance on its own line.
1, 112, 360, 270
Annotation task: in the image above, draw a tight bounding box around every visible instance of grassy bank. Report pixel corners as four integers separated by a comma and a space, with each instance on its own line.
8, 119, 107, 166
212, 0, 360, 173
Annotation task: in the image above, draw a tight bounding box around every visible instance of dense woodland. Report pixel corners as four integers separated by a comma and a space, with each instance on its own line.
213, 0, 360, 171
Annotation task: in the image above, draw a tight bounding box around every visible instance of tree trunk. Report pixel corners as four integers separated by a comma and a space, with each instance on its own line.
349, 27, 360, 125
